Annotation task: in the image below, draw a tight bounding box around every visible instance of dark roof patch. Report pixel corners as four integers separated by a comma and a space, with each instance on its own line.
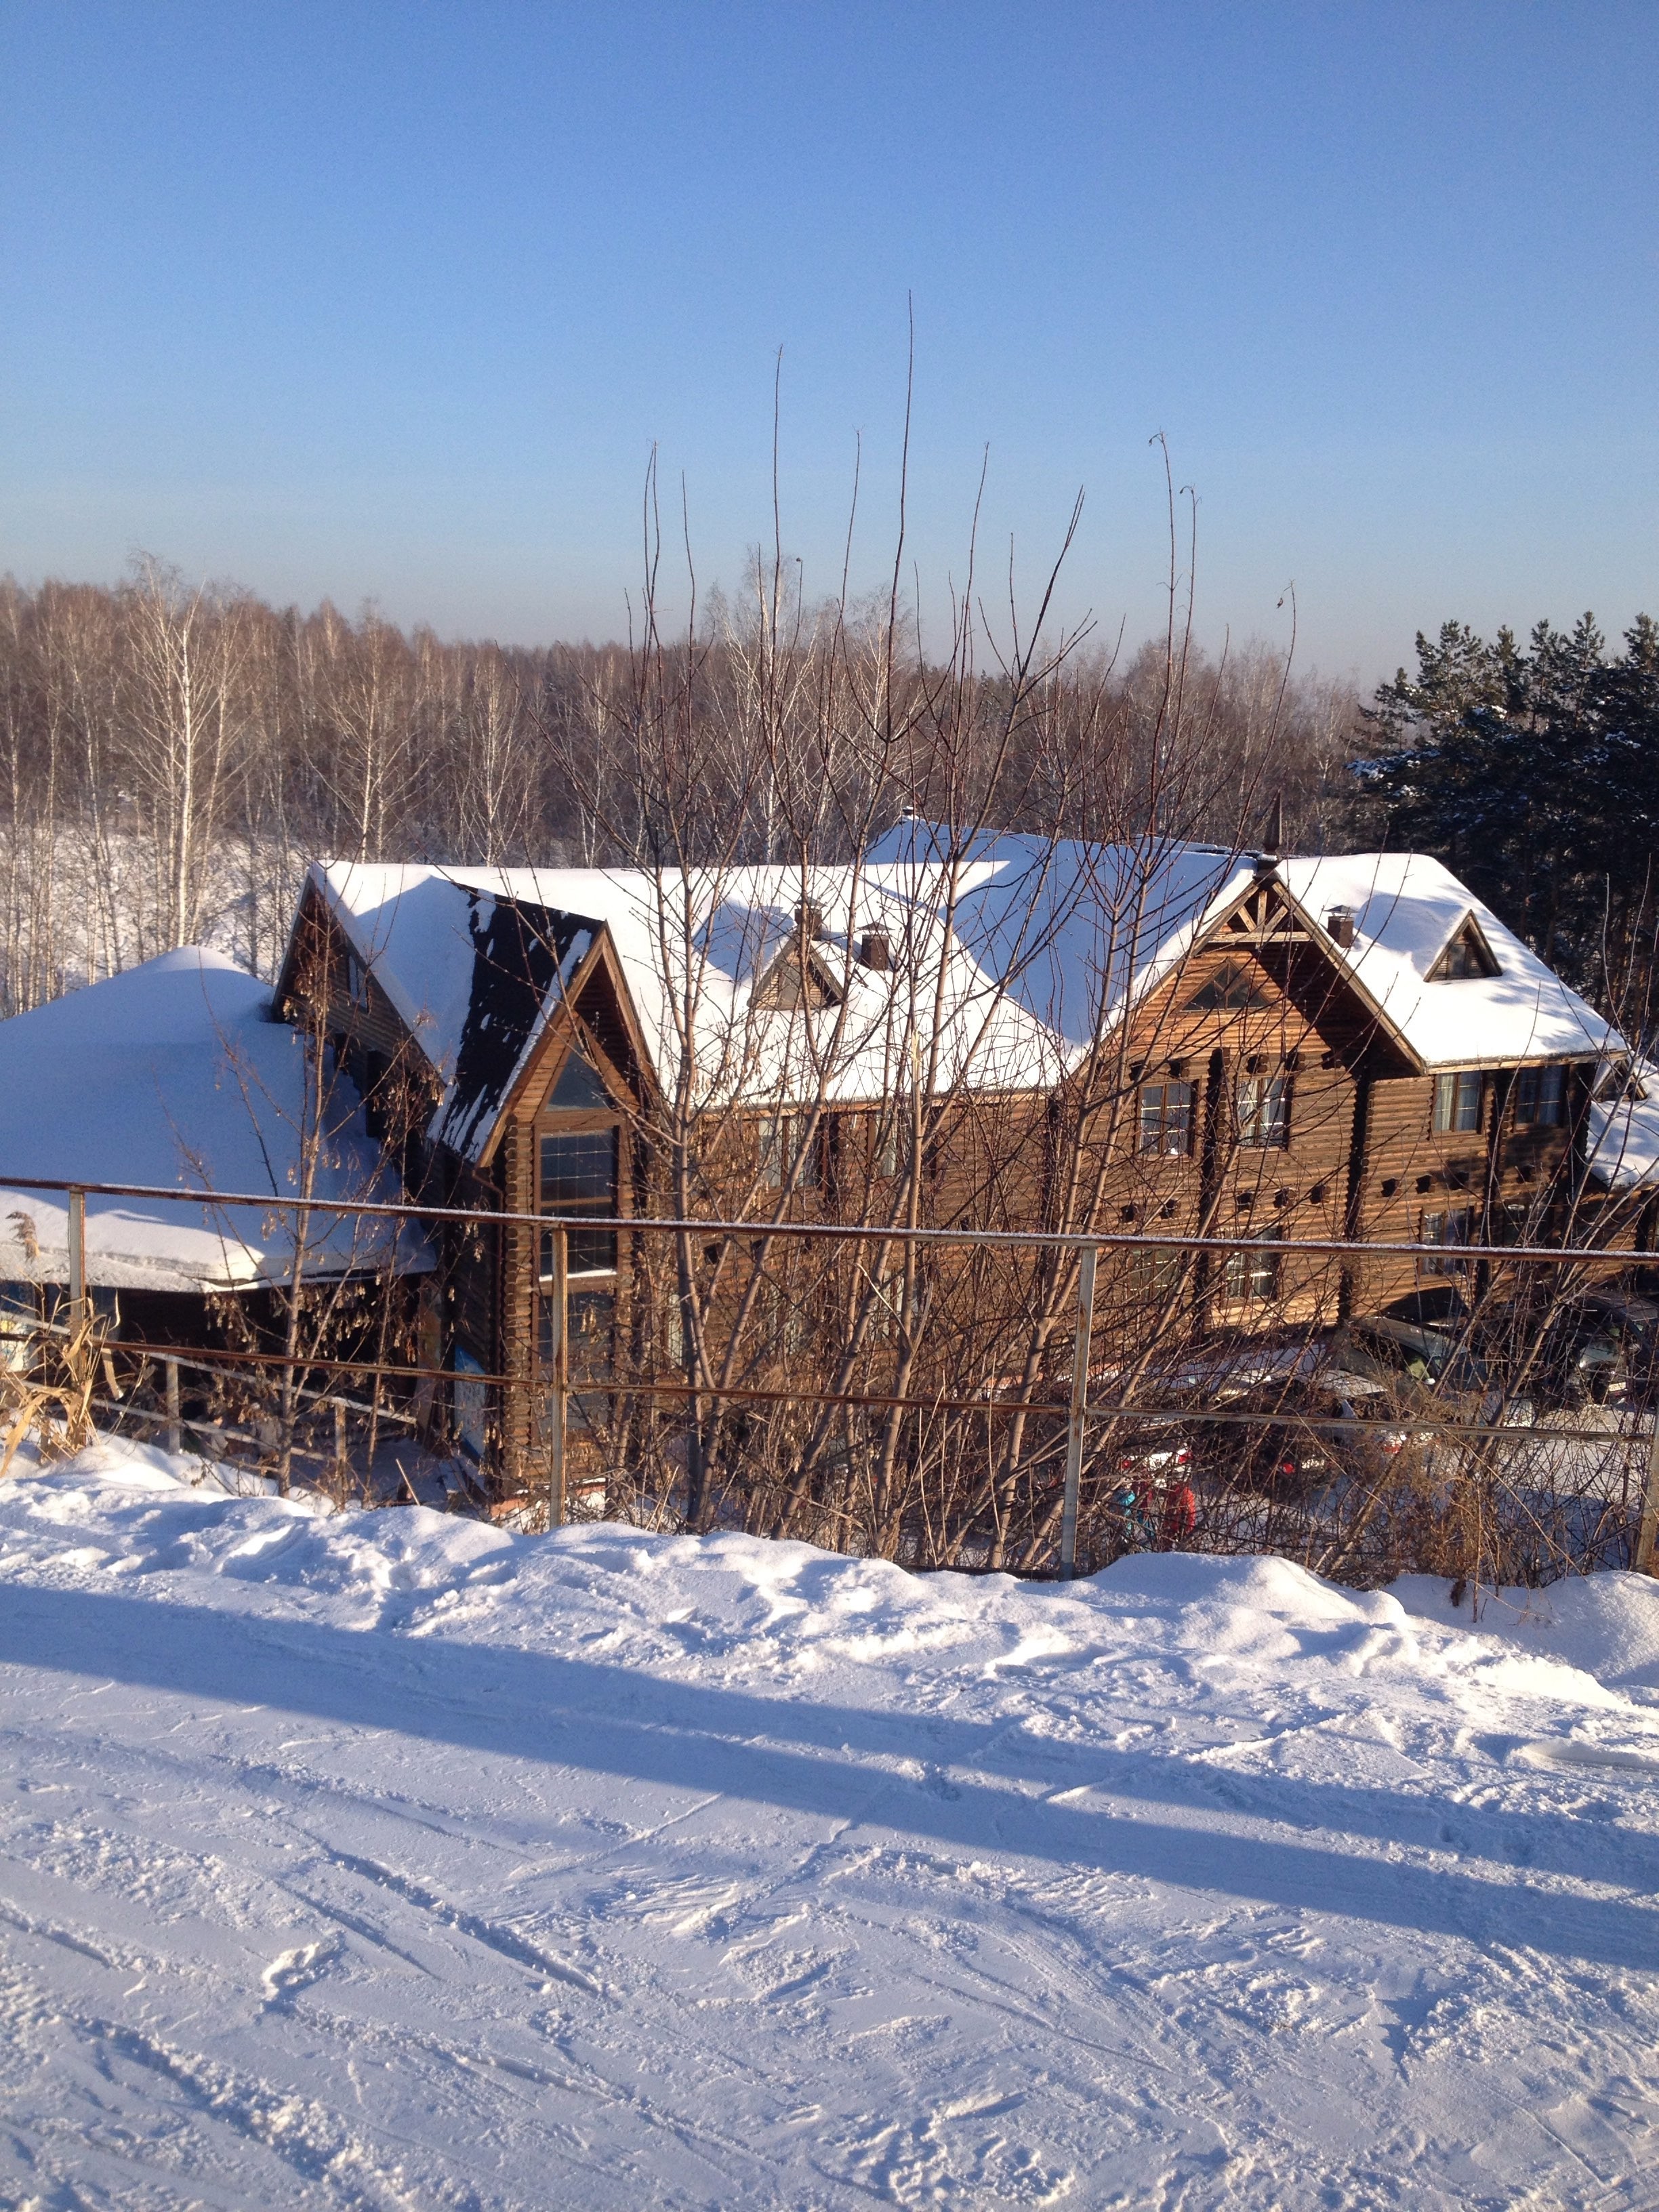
437, 894, 594, 1158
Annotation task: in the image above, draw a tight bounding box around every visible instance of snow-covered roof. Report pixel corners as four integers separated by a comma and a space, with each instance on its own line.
0, 949, 430, 1292
1275, 852, 1616, 1070
308, 839, 1619, 1162
1585, 1060, 1659, 1191
310, 859, 1071, 1153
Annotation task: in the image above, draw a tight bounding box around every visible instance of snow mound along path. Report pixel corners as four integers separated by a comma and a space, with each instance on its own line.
2, 1447, 1659, 2209
1395, 1567, 1659, 1696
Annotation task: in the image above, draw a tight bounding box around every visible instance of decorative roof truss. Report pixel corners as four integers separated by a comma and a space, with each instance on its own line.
1218, 880, 1313, 943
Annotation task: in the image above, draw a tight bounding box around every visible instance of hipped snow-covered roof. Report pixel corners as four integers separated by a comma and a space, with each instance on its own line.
0, 949, 430, 1292
1585, 1061, 1659, 1193
308, 838, 1620, 1164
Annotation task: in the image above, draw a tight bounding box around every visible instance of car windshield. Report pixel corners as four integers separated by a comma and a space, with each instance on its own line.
1439, 1350, 1491, 1393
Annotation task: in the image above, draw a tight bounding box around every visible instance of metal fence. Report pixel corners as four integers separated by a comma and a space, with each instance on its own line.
4, 1171, 1657, 1595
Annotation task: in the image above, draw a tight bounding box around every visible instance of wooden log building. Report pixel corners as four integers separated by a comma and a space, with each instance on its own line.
274, 831, 1652, 1499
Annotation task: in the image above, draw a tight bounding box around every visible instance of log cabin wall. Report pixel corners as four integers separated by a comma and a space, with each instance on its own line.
276, 867, 1655, 1509
1097, 928, 1369, 1330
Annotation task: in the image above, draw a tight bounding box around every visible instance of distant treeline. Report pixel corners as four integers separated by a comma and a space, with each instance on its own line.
0, 558, 1359, 1012
5, 558, 1652, 1029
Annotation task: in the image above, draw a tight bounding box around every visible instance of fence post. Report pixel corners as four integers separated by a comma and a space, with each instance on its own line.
164, 1357, 181, 1456
1059, 1244, 1097, 1579
1636, 1412, 1659, 1576
547, 1226, 568, 1530
66, 1187, 85, 1330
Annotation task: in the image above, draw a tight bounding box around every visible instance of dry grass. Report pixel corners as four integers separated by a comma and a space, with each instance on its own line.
0, 1312, 108, 1475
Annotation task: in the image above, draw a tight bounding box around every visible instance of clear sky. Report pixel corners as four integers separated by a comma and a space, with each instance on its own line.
1, 1, 1655, 684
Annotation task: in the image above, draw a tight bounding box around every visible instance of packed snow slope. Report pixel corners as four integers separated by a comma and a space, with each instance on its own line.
3, 1447, 1659, 2209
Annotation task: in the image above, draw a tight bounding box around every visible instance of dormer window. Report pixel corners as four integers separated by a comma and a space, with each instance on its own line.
1594, 1059, 1647, 1105
1427, 918, 1500, 981
752, 942, 844, 1011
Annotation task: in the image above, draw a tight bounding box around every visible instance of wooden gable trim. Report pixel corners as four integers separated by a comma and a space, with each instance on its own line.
1191, 874, 1427, 1075
752, 936, 845, 1011
274, 872, 435, 1084
521, 1006, 634, 1122
1216, 877, 1313, 944
272, 874, 331, 1017
471, 926, 653, 1168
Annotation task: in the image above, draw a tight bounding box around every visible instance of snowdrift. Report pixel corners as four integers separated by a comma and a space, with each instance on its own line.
1, 1439, 1658, 2207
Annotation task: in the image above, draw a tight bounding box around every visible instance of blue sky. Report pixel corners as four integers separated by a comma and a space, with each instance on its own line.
1, 1, 1655, 682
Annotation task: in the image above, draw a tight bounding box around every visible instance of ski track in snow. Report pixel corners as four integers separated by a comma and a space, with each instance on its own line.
1, 1442, 1658, 2206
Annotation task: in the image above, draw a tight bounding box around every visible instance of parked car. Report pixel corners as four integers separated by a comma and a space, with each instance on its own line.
1571, 1288, 1659, 1401
1469, 1299, 1629, 1408
1378, 1281, 1637, 1408
1201, 1371, 1406, 1494
1327, 1313, 1536, 1429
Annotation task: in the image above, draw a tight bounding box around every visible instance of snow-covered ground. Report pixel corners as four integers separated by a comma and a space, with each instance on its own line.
3, 1441, 1659, 2209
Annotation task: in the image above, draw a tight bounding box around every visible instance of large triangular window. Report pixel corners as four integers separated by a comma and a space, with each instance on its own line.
548, 1043, 613, 1110
1185, 962, 1269, 1013
1427, 917, 1500, 982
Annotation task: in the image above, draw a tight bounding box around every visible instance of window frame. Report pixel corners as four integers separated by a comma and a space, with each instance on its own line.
1137, 1079, 1195, 1158
1235, 1073, 1292, 1150
1128, 1245, 1183, 1300
538, 1121, 621, 1279
1420, 1204, 1476, 1276
759, 1111, 824, 1192
1432, 1070, 1483, 1135
1223, 1233, 1281, 1303
1513, 1063, 1566, 1128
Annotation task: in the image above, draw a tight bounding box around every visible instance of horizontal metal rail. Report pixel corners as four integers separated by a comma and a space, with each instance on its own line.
69, 1333, 1643, 1449
0, 1171, 1639, 1267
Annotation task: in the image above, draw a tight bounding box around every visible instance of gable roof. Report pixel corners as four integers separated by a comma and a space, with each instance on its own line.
1273, 852, 1615, 1069
0, 948, 429, 1290
307, 858, 1067, 1155
867, 827, 1618, 1071
303, 840, 1620, 1166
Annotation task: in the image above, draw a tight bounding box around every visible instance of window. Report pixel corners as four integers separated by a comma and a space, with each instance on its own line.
1514, 1064, 1565, 1128
345, 952, 369, 1009
1236, 1076, 1291, 1149
548, 1046, 611, 1111
1428, 920, 1499, 981
760, 1113, 821, 1191
1421, 1206, 1475, 1275
1492, 1201, 1537, 1248
1128, 1246, 1181, 1299
361, 1049, 389, 1142
539, 1286, 615, 1381
1224, 1235, 1280, 1301
1433, 1071, 1483, 1134
1138, 1081, 1195, 1156
1435, 937, 1482, 979
539, 1127, 619, 1275
874, 1111, 903, 1179
864, 1265, 905, 1343
1185, 963, 1268, 1013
